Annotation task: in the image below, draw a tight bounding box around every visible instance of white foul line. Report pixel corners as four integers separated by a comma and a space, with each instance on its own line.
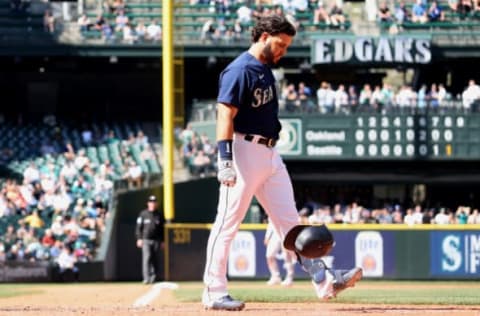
133, 282, 179, 307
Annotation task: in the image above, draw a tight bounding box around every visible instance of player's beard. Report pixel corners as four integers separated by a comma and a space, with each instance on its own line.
261, 42, 276, 66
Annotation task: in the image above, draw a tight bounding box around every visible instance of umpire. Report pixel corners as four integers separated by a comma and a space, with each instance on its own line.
135, 195, 165, 284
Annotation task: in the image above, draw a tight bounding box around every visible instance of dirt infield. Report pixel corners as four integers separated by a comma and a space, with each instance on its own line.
1, 282, 479, 316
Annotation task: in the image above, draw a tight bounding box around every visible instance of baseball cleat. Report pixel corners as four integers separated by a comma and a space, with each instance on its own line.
266, 275, 282, 286
203, 295, 245, 311
312, 267, 362, 300
281, 276, 293, 287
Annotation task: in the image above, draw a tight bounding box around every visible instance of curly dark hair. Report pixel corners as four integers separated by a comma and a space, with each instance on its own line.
251, 14, 296, 43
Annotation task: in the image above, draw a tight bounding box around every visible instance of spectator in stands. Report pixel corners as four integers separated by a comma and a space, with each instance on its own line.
136, 130, 149, 146
50, 216, 64, 238
456, 206, 469, 224
428, 1, 445, 21
334, 84, 349, 112
123, 23, 137, 44
101, 23, 115, 43
359, 84, 373, 110
395, 85, 416, 109
94, 14, 106, 31
201, 19, 216, 42
214, 0, 231, 15
23, 209, 44, 229
23, 161, 40, 184
232, 20, 244, 41
394, 1, 410, 23
43, 10, 55, 34
191, 150, 213, 177
115, 10, 129, 33
329, 3, 346, 26
412, 0, 428, 23
2, 224, 17, 247
298, 82, 316, 112
347, 85, 358, 112
433, 208, 450, 224
283, 83, 299, 112
462, 79, 480, 111
237, 4, 253, 25
135, 21, 147, 42
200, 134, 216, 158
378, 1, 393, 22
371, 85, 384, 112
127, 160, 143, 188
457, 0, 473, 15
78, 14, 93, 33
41, 228, 56, 247
111, 0, 125, 15
417, 84, 428, 110
468, 208, 480, 223
313, 0, 331, 25
0, 243, 5, 262
146, 20, 162, 42
56, 245, 79, 281
428, 83, 440, 108
437, 83, 449, 107
316, 81, 330, 113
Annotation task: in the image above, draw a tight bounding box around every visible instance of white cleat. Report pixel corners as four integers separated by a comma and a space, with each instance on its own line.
281, 276, 293, 287
266, 275, 282, 286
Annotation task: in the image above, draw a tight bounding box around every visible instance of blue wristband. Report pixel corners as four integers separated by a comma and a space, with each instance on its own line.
217, 139, 233, 160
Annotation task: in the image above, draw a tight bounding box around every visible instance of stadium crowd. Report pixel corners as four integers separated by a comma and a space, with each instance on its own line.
0, 116, 162, 266
78, 0, 349, 43
72, 0, 480, 44
177, 123, 217, 178
279, 78, 480, 113
298, 201, 480, 225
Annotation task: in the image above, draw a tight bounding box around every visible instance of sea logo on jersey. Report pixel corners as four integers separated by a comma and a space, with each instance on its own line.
252, 85, 274, 108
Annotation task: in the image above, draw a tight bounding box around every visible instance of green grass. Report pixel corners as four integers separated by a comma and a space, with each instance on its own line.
174, 280, 480, 305
0, 284, 43, 298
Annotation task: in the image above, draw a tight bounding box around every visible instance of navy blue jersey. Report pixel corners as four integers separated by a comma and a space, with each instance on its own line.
217, 52, 281, 139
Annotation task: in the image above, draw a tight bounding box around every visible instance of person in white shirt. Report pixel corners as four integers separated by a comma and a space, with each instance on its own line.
403, 208, 416, 226
236, 5, 252, 24
23, 162, 40, 184
462, 79, 480, 110
433, 208, 450, 224
56, 245, 79, 281
335, 84, 349, 112
146, 20, 161, 42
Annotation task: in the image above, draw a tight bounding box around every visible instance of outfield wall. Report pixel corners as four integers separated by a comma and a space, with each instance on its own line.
165, 223, 480, 281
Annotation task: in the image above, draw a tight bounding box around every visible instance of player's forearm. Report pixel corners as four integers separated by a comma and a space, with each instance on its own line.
216, 103, 237, 141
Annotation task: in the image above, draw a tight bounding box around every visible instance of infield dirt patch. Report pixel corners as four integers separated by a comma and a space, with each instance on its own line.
0, 282, 479, 316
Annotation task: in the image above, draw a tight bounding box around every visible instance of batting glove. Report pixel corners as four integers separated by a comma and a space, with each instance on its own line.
217, 159, 236, 187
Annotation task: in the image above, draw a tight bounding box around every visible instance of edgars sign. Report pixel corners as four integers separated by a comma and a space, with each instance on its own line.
312, 36, 431, 64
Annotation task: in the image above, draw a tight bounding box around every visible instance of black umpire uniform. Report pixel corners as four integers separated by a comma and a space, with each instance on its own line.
135, 195, 165, 284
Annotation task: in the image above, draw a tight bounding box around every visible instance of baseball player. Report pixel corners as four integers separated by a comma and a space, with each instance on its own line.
264, 220, 295, 286
202, 14, 362, 311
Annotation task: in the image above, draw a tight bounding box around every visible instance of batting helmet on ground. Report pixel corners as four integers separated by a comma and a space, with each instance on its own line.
283, 224, 334, 258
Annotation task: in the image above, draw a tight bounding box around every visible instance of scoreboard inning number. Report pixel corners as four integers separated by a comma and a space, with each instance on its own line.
353, 115, 465, 158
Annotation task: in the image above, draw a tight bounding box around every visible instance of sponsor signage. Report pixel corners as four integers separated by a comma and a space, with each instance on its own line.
312, 36, 431, 65
277, 119, 302, 156
355, 231, 384, 277
431, 232, 480, 276
0, 262, 50, 282
228, 231, 256, 277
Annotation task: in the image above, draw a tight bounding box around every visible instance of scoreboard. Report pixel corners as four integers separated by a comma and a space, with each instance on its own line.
277, 113, 480, 160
